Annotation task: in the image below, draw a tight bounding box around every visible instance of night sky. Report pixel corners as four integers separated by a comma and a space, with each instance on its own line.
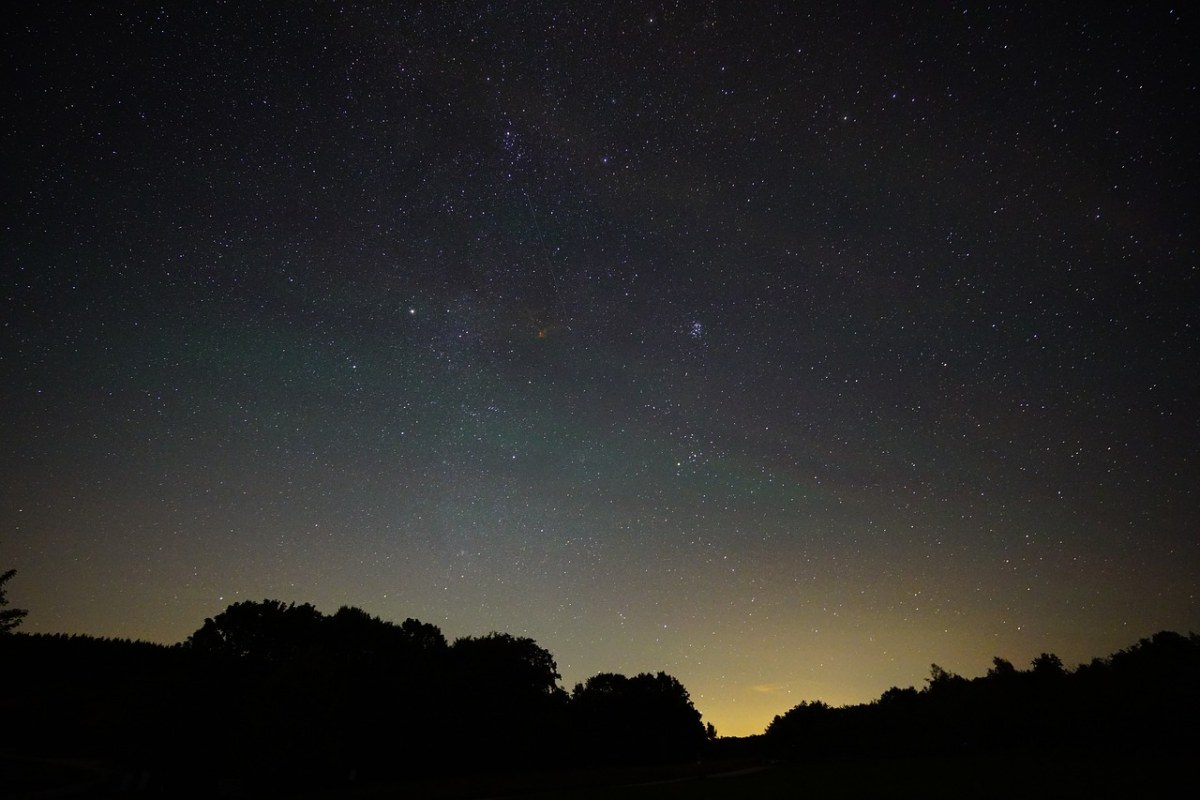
4, 3, 1197, 736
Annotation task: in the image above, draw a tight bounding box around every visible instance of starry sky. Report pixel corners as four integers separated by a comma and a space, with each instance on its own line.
3, 3, 1197, 736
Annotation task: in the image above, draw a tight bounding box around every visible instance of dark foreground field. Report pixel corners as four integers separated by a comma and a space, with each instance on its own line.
4, 751, 1187, 798
315, 753, 1186, 800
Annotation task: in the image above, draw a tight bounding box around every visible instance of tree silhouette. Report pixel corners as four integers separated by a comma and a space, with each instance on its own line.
185, 599, 324, 661
446, 632, 568, 768
987, 656, 1018, 679
451, 632, 563, 699
765, 631, 1200, 764
324, 604, 448, 667
571, 671, 707, 764
1030, 652, 1066, 677
179, 599, 459, 780
0, 568, 28, 632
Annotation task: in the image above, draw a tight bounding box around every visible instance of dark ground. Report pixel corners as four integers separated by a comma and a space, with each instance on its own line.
3, 751, 1188, 799
276, 753, 1194, 799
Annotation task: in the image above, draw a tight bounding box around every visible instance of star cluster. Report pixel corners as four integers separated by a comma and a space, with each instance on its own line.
3, 3, 1197, 735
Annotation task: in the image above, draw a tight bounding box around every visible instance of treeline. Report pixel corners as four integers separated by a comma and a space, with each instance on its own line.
765, 630, 1200, 760
6, 599, 1196, 793
1, 600, 707, 793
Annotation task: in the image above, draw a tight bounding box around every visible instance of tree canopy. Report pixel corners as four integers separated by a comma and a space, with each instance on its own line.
0, 568, 28, 632
571, 671, 707, 764
766, 631, 1200, 760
